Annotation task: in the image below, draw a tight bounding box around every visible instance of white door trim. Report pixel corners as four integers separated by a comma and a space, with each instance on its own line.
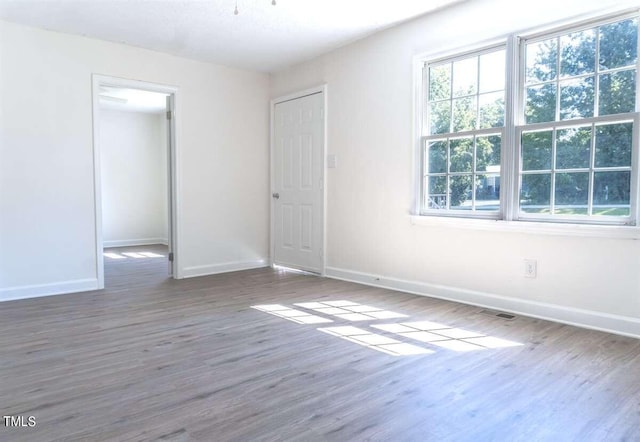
91, 74, 182, 288
270, 84, 328, 275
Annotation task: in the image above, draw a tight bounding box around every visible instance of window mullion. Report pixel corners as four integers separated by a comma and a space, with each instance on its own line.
636, 12, 640, 114
422, 62, 429, 134
448, 62, 454, 134
630, 114, 640, 224
555, 36, 561, 123
633, 17, 640, 224
422, 137, 428, 211
416, 64, 429, 216
588, 123, 596, 215
446, 139, 451, 210
472, 137, 477, 210
503, 35, 520, 221
446, 174, 451, 210
594, 28, 601, 117
550, 129, 557, 214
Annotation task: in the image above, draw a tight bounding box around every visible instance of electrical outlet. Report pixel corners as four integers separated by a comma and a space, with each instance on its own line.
524, 259, 537, 278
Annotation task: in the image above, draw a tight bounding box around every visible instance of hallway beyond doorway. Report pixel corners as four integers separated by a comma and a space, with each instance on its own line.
103, 244, 169, 289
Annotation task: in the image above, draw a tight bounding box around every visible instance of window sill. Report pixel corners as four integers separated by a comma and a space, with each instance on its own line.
409, 215, 640, 240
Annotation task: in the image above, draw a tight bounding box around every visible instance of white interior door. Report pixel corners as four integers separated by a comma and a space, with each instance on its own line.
272, 92, 324, 273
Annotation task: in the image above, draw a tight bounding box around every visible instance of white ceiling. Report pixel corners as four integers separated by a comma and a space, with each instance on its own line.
0, 0, 463, 72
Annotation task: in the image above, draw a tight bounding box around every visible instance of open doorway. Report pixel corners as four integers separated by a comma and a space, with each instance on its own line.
92, 76, 179, 288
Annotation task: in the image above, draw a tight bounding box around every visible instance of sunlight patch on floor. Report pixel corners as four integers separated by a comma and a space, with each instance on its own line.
103, 251, 166, 260
251, 300, 524, 356
294, 300, 408, 321
373, 321, 522, 351
319, 326, 433, 356
251, 304, 333, 324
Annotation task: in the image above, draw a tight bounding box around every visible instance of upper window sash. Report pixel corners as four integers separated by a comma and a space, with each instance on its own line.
423, 45, 507, 137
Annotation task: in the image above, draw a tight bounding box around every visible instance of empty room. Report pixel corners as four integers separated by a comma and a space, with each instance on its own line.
1, 0, 639, 440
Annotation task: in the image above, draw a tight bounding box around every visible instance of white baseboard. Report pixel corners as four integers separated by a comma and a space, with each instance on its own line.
0, 279, 99, 302
325, 266, 640, 339
103, 238, 168, 248
182, 259, 268, 279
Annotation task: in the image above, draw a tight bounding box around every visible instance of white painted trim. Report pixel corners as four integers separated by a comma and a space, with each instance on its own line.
412, 51, 424, 216
409, 214, 640, 239
0, 279, 99, 303
321, 86, 328, 277
272, 85, 327, 105
182, 260, 268, 279
270, 84, 328, 276
103, 238, 168, 248
91, 76, 105, 289
92, 74, 182, 288
325, 266, 640, 339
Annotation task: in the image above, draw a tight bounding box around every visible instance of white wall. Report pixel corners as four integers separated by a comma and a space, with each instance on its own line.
0, 20, 270, 300
100, 109, 167, 247
271, 0, 640, 336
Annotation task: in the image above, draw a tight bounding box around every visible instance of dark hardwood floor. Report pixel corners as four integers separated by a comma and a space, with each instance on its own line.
1, 245, 639, 441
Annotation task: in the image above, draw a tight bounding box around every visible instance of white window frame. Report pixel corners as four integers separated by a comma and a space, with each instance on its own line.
420, 44, 507, 220
414, 10, 640, 228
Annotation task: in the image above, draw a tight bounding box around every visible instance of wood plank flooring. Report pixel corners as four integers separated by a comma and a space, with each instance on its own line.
1, 245, 640, 441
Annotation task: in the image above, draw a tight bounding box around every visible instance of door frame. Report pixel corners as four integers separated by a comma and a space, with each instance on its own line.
91, 74, 182, 288
270, 84, 328, 275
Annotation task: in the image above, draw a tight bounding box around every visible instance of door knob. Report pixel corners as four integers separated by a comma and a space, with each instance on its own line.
272, 192, 280, 199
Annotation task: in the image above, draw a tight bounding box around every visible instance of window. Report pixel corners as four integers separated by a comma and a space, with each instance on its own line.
520, 16, 638, 222
419, 12, 639, 226
423, 47, 506, 216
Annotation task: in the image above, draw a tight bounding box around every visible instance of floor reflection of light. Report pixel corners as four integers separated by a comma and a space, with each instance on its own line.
400, 321, 449, 330
429, 340, 484, 352
138, 252, 165, 258
364, 310, 408, 319
349, 333, 398, 346
430, 328, 484, 339
319, 326, 432, 356
254, 304, 288, 311
374, 321, 523, 351
333, 313, 374, 322
463, 336, 523, 348
343, 305, 382, 313
294, 301, 408, 320
314, 307, 349, 315
378, 343, 436, 356
396, 331, 450, 343
323, 300, 357, 307
295, 302, 326, 309
251, 305, 333, 324
273, 309, 309, 318
252, 300, 524, 356
320, 326, 370, 336
372, 324, 416, 333
104, 251, 166, 260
